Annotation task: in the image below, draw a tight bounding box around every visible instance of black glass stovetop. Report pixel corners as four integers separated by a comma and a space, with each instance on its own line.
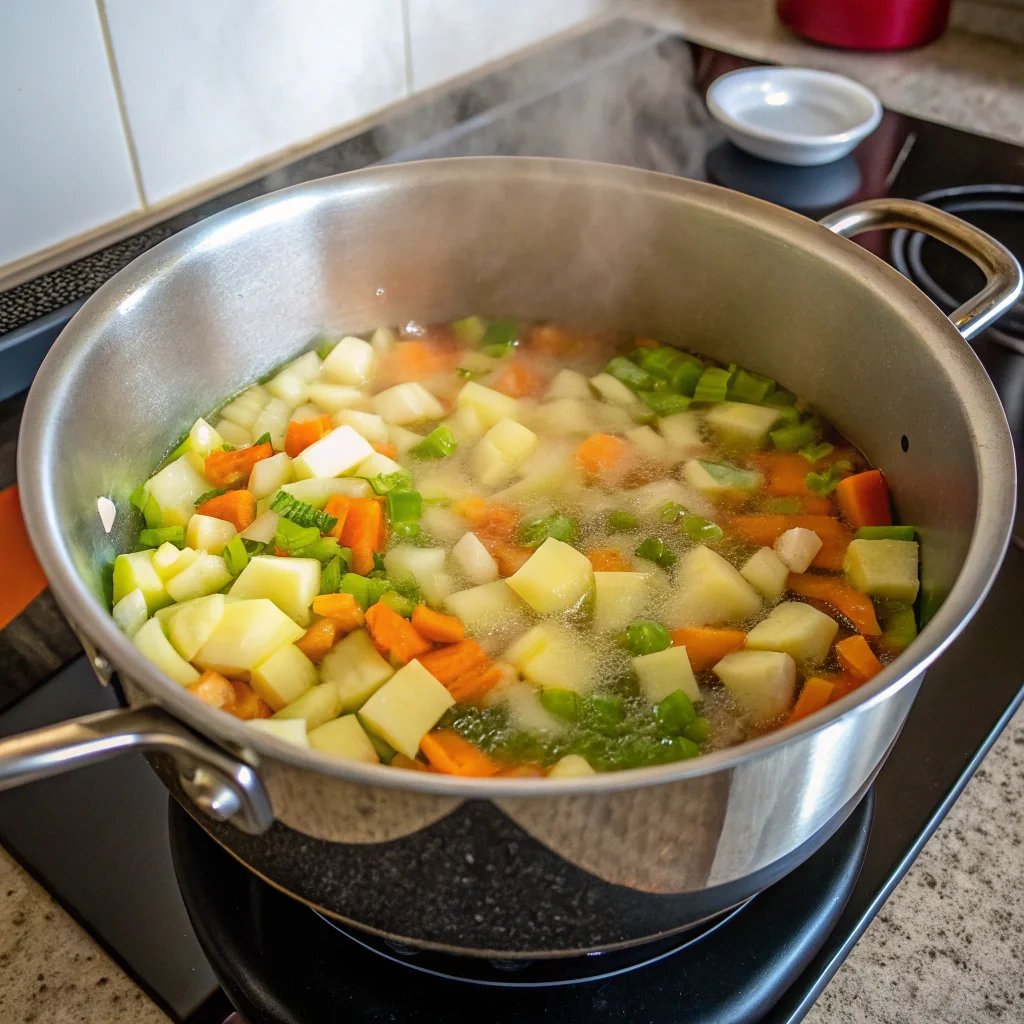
1, 19, 1024, 1024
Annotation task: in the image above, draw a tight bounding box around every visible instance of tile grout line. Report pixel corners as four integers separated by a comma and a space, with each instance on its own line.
400, 0, 415, 95
93, 0, 148, 208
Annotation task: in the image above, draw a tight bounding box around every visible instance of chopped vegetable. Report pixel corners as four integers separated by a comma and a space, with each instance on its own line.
621, 619, 672, 657
787, 573, 882, 635
284, 414, 332, 458
740, 547, 789, 602
770, 422, 817, 453
605, 355, 656, 392
587, 548, 632, 572
835, 469, 892, 529
421, 729, 499, 776
222, 536, 250, 577
635, 536, 676, 569
332, 497, 384, 575
806, 460, 852, 497
270, 490, 338, 534
491, 359, 547, 399
727, 368, 775, 404
312, 592, 365, 633
575, 433, 629, 478
295, 618, 338, 664
633, 646, 700, 703
774, 527, 823, 573
692, 366, 731, 403
836, 634, 884, 680
386, 489, 423, 523
197, 489, 257, 532
411, 425, 457, 459
593, 572, 648, 633
506, 537, 594, 615
319, 554, 343, 595
786, 677, 835, 724
724, 515, 853, 571
364, 601, 432, 664
844, 538, 920, 603
654, 690, 698, 734
308, 715, 379, 762
800, 442, 834, 463
410, 605, 465, 644
745, 601, 838, 667
517, 512, 578, 548
139, 526, 185, 549
855, 525, 915, 541
669, 545, 762, 627
714, 650, 796, 723
877, 601, 918, 651
204, 442, 273, 489
607, 510, 639, 532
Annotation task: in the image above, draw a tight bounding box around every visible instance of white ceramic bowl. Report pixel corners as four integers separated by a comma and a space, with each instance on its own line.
706, 67, 883, 167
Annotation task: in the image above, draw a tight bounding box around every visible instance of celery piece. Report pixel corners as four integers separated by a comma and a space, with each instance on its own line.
770, 422, 817, 452
766, 387, 797, 407
195, 488, 227, 506
411, 425, 457, 460
683, 716, 712, 744
452, 316, 487, 347
222, 536, 250, 577
314, 337, 337, 360
480, 318, 519, 356
855, 525, 916, 541
275, 517, 321, 555
681, 514, 724, 543
371, 470, 414, 496
539, 688, 580, 721
270, 491, 338, 534
727, 368, 776, 404
253, 432, 272, 447
607, 511, 639, 533
634, 537, 676, 569
806, 460, 852, 496
517, 513, 578, 549
692, 366, 732, 404
658, 502, 686, 524
129, 483, 148, 512
142, 493, 162, 529
138, 526, 185, 549
393, 522, 422, 539
386, 489, 422, 523
799, 442, 835, 463
605, 356, 655, 392
621, 620, 671, 657
638, 390, 691, 416
878, 601, 918, 649
698, 460, 761, 491
319, 555, 343, 595
379, 590, 416, 618
760, 496, 802, 515
242, 539, 269, 557
654, 690, 697, 734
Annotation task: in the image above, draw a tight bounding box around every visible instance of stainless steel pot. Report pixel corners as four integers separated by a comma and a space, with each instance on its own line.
2, 159, 1020, 957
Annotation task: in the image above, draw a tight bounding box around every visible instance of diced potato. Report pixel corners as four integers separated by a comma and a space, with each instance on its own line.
593, 572, 648, 633
280, 476, 372, 507
456, 381, 520, 428
185, 513, 237, 555
421, 571, 456, 606
713, 650, 796, 723
251, 397, 293, 452
494, 680, 565, 736
194, 599, 305, 675
505, 623, 595, 693
633, 645, 699, 703
389, 424, 425, 456
774, 528, 822, 574
745, 601, 838, 666
592, 402, 635, 435
273, 682, 343, 731
416, 471, 474, 504
493, 443, 581, 502
589, 372, 636, 407
844, 539, 920, 604
683, 459, 763, 500
219, 385, 269, 430
322, 336, 374, 386
146, 454, 210, 527
507, 537, 594, 615
740, 547, 790, 602
320, 628, 395, 712
112, 588, 149, 638
292, 425, 373, 480
384, 545, 446, 588
247, 718, 310, 747
354, 452, 403, 483
445, 580, 530, 635
308, 714, 380, 762
248, 452, 295, 501
704, 402, 782, 449
152, 543, 199, 581
168, 594, 226, 661
358, 660, 455, 759
419, 506, 466, 544
212, 419, 251, 447
250, 642, 318, 711
165, 552, 234, 602
290, 402, 324, 423
229, 555, 320, 626
443, 405, 486, 443
286, 351, 323, 382
187, 418, 224, 458
669, 545, 762, 627
532, 398, 595, 437
306, 383, 368, 414
547, 754, 596, 778
450, 532, 499, 584
369, 326, 397, 353
240, 510, 280, 544
472, 437, 516, 488
373, 383, 445, 425
626, 425, 669, 459
545, 368, 591, 401
333, 409, 388, 444
266, 355, 320, 405
133, 618, 201, 687
630, 479, 716, 521
657, 410, 705, 452
112, 549, 170, 613
484, 418, 538, 465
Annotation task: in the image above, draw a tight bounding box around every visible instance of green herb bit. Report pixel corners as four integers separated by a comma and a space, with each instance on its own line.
270, 491, 338, 534
680, 514, 724, 543
654, 690, 697, 734
683, 716, 712, 745
379, 590, 416, 618
393, 522, 422, 539
371, 470, 414, 496
253, 432, 272, 447
222, 536, 249, 577
799, 442, 835, 463
319, 555, 343, 595
605, 356, 656, 392
770, 421, 817, 452
607, 510, 639, 533
452, 315, 488, 347
635, 537, 677, 569
194, 488, 227, 506
480, 318, 519, 356
727, 368, 776, 405
138, 526, 185, 549
658, 501, 686, 524
698, 459, 762, 491
387, 489, 423, 523
855, 525, 916, 541
621, 619, 672, 657
314, 338, 337, 360
242, 539, 269, 557
637, 390, 691, 416
692, 366, 732, 404
411, 425, 457, 460
540, 689, 580, 722
806, 460, 852, 496
518, 512, 578, 548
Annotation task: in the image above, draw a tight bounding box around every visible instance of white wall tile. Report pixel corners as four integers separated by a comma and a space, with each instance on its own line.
103, 0, 407, 205
406, 0, 606, 92
0, 1, 141, 268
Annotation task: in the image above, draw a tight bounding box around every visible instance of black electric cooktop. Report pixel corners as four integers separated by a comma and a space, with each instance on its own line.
2, 19, 1024, 1024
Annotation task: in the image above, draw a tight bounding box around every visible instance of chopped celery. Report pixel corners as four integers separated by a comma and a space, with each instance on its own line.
637, 390, 691, 416
452, 316, 487, 347
393, 522, 422, 539
698, 460, 761, 491
680, 514, 724, 543
138, 526, 185, 548
605, 356, 656, 392
585, 694, 626, 730
654, 690, 697, 734
683, 716, 712, 744
301, 537, 345, 564
727, 368, 775, 404
806, 460, 852, 496
517, 513, 578, 548
659, 502, 686, 524
371, 470, 414, 495
692, 366, 732, 403
856, 525, 916, 541
222, 536, 249, 577
314, 338, 337, 360
242, 538, 269, 557
274, 518, 320, 555
621, 620, 671, 657
270, 491, 338, 534
878, 601, 917, 649
799, 442, 834, 463
607, 510, 639, 533
129, 483, 148, 512
142, 493, 162, 529
319, 555, 343, 595
635, 537, 676, 568
480, 318, 519, 356
194, 488, 227, 506
770, 421, 817, 452
411, 426, 457, 460
540, 689, 580, 721
387, 489, 423, 523
339, 573, 390, 610
766, 387, 797, 407
379, 590, 416, 618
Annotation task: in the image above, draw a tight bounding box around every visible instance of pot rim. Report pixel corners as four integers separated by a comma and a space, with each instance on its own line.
17, 156, 1017, 798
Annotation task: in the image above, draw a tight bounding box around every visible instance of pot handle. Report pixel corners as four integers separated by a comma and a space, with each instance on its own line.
0, 705, 274, 834
819, 198, 1023, 340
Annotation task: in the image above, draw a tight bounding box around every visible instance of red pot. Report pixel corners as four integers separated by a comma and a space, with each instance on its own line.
777, 0, 952, 50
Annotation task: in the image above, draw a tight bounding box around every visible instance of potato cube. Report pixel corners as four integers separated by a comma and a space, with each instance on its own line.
248, 453, 295, 501
704, 402, 782, 449
354, 452, 404, 483
634, 645, 700, 704
146, 454, 211, 527
194, 599, 306, 675
273, 682, 343, 730
444, 405, 486, 443
669, 545, 762, 627
113, 549, 170, 613
219, 385, 269, 430
384, 545, 446, 588
280, 477, 372, 507
152, 542, 191, 580
185, 513, 237, 555
373, 383, 445, 425
322, 336, 374, 386
306, 383, 368, 414
658, 411, 706, 455
112, 588, 149, 638
593, 572, 648, 633
292, 425, 373, 480
229, 555, 321, 626
484, 418, 538, 465
320, 628, 395, 712
187, 418, 224, 458
741, 547, 790, 602
626, 425, 669, 460
745, 601, 838, 666
334, 409, 388, 444
246, 719, 310, 747
774, 527, 823, 573
213, 419, 252, 447
545, 369, 591, 401
532, 398, 595, 437
456, 381, 520, 428
240, 511, 280, 544
165, 552, 233, 603
250, 642, 318, 711
588, 372, 636, 407
445, 580, 530, 635
713, 650, 796, 723
251, 397, 292, 452
844, 539, 920, 604
495, 680, 566, 737
420, 506, 466, 544
133, 618, 201, 687
505, 623, 595, 694
472, 438, 516, 487
507, 537, 594, 615
451, 532, 499, 584
308, 714, 380, 763
683, 458, 763, 500
358, 660, 455, 758
168, 594, 226, 661
547, 754, 596, 778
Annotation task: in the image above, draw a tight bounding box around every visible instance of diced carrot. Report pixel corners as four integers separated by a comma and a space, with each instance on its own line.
491, 359, 548, 399
498, 764, 546, 777
575, 433, 629, 479
411, 605, 465, 644
670, 627, 747, 671
419, 639, 490, 685
377, 340, 454, 386
284, 415, 332, 458
835, 469, 892, 530
447, 663, 505, 703
724, 515, 853, 571
452, 498, 519, 540
587, 547, 633, 572
787, 676, 835, 724
295, 618, 338, 663
204, 442, 273, 489
336, 498, 384, 575
787, 573, 881, 635
835, 634, 884, 680
828, 672, 866, 703
528, 323, 585, 358
323, 494, 352, 540
372, 442, 398, 459
391, 753, 433, 772
197, 489, 257, 531
229, 680, 273, 721
479, 536, 533, 577
189, 670, 237, 712
311, 593, 365, 633
365, 602, 432, 664
420, 729, 500, 777
274, 546, 290, 558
